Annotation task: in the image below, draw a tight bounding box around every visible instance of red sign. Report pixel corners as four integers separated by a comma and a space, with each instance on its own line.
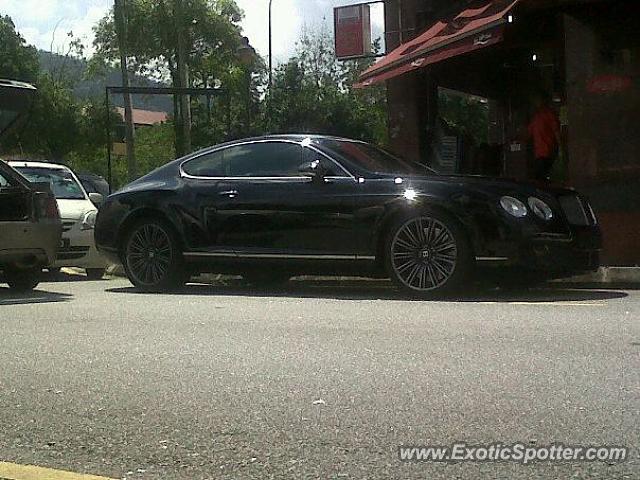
587, 74, 633, 94
334, 4, 372, 59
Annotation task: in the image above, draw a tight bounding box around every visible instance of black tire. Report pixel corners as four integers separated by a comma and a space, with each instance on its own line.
85, 268, 106, 280
242, 271, 291, 287
384, 210, 473, 297
6, 267, 41, 292
122, 218, 185, 292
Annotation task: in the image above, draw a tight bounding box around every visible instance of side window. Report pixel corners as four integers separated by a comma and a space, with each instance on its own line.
228, 142, 303, 177
0, 173, 9, 188
183, 149, 229, 177
303, 147, 342, 177
184, 142, 305, 178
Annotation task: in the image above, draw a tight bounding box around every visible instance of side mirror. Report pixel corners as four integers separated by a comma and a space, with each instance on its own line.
89, 192, 104, 206
298, 159, 328, 183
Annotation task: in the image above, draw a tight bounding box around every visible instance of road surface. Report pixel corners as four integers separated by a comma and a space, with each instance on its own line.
0, 275, 638, 479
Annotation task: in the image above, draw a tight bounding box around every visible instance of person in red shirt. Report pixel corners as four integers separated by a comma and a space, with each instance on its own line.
527, 93, 561, 181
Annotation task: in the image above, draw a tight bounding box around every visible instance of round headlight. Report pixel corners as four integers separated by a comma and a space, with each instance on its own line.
81, 210, 98, 231
528, 197, 554, 221
500, 196, 528, 218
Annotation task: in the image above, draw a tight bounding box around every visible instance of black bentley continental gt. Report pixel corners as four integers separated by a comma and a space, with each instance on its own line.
95, 135, 602, 296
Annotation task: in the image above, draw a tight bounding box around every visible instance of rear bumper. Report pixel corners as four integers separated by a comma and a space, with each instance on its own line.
0, 221, 61, 268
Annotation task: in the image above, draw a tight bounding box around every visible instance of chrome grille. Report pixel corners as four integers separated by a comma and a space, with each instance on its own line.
558, 195, 591, 226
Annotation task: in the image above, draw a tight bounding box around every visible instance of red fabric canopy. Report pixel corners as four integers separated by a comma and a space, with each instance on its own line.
356, 0, 520, 87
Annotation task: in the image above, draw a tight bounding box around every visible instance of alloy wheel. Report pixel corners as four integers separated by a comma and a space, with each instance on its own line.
390, 216, 458, 292
126, 223, 173, 287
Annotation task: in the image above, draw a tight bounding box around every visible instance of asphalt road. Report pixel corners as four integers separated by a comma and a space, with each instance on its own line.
0, 274, 638, 479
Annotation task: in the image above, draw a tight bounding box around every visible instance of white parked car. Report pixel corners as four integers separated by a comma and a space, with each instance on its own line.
9, 161, 108, 279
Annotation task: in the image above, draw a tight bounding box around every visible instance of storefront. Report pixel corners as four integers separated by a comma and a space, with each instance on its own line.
357, 0, 639, 265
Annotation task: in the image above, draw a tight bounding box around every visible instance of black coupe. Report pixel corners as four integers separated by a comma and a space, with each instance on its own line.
95, 135, 601, 295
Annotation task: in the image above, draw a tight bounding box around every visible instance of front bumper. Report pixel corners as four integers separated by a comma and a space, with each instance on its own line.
524, 227, 601, 274
477, 225, 602, 278
56, 227, 107, 269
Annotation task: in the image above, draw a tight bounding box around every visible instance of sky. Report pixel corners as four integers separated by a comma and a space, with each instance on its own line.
0, 0, 385, 63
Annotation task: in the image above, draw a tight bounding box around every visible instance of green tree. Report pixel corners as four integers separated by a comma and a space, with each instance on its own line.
267, 27, 387, 145
0, 15, 39, 83
92, 0, 247, 155
0, 17, 84, 159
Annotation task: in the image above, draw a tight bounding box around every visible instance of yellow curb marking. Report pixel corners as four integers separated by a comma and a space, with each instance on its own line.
60, 268, 85, 277
0, 462, 115, 480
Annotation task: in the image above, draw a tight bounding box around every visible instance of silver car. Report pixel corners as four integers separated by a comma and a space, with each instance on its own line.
0, 80, 62, 291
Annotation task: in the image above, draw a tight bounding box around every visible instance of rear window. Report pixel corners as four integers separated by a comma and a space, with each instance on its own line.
320, 140, 436, 176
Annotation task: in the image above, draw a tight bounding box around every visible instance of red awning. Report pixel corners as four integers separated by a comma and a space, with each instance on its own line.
356, 0, 520, 87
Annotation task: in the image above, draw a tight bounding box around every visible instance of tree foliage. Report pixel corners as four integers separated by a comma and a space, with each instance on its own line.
91, 0, 248, 155
1, 8, 391, 189
0, 16, 100, 160
267, 28, 387, 145
92, 0, 243, 83
0, 15, 39, 83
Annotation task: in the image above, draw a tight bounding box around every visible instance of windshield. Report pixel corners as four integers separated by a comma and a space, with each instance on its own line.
16, 167, 86, 200
320, 140, 436, 176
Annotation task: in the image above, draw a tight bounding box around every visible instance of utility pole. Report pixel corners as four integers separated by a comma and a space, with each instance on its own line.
237, 37, 256, 133
114, 0, 137, 181
268, 0, 273, 129
174, 0, 192, 156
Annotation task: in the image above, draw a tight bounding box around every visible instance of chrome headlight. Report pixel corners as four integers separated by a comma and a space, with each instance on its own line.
585, 200, 598, 225
500, 196, 528, 218
81, 210, 98, 231
528, 197, 554, 221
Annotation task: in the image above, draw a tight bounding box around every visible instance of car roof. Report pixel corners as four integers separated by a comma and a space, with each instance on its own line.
231, 134, 366, 144
0, 79, 37, 91
180, 134, 367, 158
8, 160, 71, 171
0, 80, 37, 138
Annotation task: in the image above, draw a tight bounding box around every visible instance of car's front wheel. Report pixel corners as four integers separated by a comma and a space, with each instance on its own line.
122, 219, 185, 292
5, 267, 41, 292
385, 211, 472, 297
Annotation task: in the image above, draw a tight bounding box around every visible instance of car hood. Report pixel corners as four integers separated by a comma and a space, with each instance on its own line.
57, 198, 96, 221
0, 80, 37, 139
386, 173, 576, 197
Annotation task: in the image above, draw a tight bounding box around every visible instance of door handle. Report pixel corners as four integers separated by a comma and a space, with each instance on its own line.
219, 190, 239, 198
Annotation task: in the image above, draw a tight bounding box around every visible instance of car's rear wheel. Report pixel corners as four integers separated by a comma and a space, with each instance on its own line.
85, 268, 106, 280
5, 267, 41, 292
122, 219, 185, 292
385, 211, 472, 297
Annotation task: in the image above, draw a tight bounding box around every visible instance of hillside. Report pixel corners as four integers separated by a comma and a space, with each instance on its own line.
38, 51, 173, 113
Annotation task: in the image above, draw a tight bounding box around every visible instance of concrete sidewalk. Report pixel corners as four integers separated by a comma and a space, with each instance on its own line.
557, 267, 640, 285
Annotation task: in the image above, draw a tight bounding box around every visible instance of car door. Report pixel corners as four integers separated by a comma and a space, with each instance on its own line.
181, 140, 361, 257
